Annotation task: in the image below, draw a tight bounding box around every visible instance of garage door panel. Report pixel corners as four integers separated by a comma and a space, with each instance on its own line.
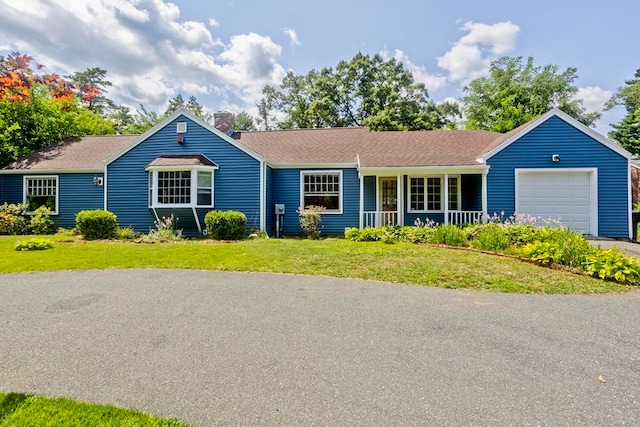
517, 171, 591, 234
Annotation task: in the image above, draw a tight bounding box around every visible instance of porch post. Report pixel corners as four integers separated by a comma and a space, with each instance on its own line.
444, 173, 449, 225
482, 170, 488, 223
359, 173, 364, 229
397, 174, 403, 226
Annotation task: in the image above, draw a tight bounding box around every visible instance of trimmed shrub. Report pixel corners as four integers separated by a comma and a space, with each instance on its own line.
15, 238, 54, 251
297, 205, 325, 239
0, 203, 28, 235
204, 210, 247, 240
75, 209, 118, 239
29, 206, 54, 235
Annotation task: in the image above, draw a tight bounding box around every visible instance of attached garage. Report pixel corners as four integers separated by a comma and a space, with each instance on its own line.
515, 168, 597, 235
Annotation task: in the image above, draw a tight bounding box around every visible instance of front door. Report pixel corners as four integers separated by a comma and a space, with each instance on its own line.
380, 177, 398, 226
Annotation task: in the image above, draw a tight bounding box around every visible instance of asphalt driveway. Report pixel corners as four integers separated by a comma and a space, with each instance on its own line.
1, 270, 639, 426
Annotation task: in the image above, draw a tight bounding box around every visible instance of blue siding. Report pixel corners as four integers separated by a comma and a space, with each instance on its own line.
107, 115, 261, 233
272, 168, 359, 235
58, 174, 105, 228
0, 173, 104, 229
0, 175, 23, 205
363, 176, 376, 211
487, 116, 629, 237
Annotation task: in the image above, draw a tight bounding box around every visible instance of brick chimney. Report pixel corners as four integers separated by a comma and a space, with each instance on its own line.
214, 111, 234, 134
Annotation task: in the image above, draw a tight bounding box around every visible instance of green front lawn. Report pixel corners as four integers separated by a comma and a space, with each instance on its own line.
0, 392, 192, 426
0, 235, 631, 294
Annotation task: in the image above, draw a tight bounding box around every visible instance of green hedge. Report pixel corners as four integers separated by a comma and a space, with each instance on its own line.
75, 210, 118, 239
204, 210, 247, 240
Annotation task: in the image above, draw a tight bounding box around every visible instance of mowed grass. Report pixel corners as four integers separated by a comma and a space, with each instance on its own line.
0, 392, 192, 427
0, 235, 631, 294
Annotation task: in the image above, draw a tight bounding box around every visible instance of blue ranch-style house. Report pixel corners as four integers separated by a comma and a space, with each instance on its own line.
0, 108, 633, 238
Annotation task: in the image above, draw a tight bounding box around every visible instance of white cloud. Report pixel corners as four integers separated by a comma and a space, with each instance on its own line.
576, 86, 612, 113
438, 21, 520, 82
458, 21, 519, 55
218, 33, 287, 103
109, 0, 150, 22
0, 0, 286, 113
209, 18, 220, 28
389, 50, 447, 92
284, 28, 300, 46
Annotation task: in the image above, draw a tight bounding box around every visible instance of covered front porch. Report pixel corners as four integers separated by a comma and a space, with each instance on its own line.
358, 167, 489, 228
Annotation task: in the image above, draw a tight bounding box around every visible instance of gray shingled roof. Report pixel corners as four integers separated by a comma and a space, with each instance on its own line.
2, 127, 508, 171
234, 127, 503, 167
147, 154, 218, 167
2, 135, 138, 171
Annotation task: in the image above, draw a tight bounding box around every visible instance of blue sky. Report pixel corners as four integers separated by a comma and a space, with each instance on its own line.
1, 0, 638, 135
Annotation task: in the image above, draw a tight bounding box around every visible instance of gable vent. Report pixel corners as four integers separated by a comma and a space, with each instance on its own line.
177, 122, 187, 133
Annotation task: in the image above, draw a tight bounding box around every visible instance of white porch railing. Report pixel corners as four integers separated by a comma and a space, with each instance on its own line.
362, 211, 398, 227
361, 210, 484, 228
448, 210, 483, 225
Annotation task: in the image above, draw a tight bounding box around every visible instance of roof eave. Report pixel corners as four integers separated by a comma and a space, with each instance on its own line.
358, 165, 490, 175
0, 167, 104, 174
266, 162, 358, 169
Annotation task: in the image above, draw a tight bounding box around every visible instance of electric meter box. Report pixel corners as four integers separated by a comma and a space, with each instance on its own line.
275, 204, 285, 215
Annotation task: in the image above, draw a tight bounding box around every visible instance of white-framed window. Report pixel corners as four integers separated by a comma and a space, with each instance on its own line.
24, 175, 58, 214
300, 170, 342, 214
147, 167, 215, 208
408, 176, 460, 212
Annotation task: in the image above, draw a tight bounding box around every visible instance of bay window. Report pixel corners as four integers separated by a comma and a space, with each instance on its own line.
148, 168, 215, 208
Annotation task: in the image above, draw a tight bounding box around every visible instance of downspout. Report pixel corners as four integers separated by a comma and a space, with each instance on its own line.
397, 174, 403, 226
481, 168, 489, 223
444, 173, 449, 225
103, 167, 108, 211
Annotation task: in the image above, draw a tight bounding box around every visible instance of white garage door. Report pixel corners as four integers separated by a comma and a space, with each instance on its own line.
517, 171, 592, 234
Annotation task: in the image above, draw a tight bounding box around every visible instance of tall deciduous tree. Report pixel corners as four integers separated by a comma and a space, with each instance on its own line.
163, 94, 213, 122
65, 67, 112, 114
606, 68, 640, 154
124, 104, 160, 134
260, 52, 459, 131
0, 52, 75, 102
462, 56, 600, 132
0, 52, 116, 165
0, 85, 115, 164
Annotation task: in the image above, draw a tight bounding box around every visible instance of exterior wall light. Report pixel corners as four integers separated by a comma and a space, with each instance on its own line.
552, 154, 561, 162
